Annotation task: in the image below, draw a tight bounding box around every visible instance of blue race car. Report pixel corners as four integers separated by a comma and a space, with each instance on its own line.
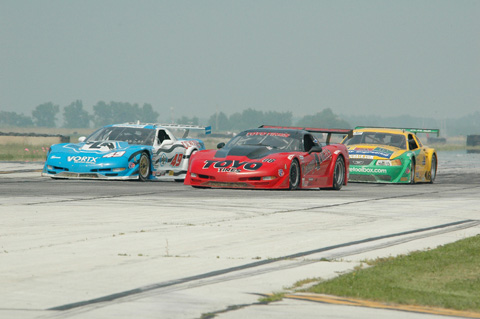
42, 123, 211, 181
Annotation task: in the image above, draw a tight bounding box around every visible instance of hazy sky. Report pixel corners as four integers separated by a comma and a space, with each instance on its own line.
1, 0, 479, 120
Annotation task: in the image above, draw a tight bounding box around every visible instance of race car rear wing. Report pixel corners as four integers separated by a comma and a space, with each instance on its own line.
354, 126, 440, 137
157, 124, 212, 137
259, 125, 353, 144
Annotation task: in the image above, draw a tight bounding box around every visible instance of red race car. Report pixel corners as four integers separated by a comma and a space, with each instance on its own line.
184, 125, 351, 190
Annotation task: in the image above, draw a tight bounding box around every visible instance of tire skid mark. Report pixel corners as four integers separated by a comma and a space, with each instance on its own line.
274, 185, 480, 214
4, 190, 178, 206
45, 219, 478, 314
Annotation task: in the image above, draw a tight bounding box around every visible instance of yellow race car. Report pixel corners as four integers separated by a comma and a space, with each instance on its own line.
342, 127, 439, 183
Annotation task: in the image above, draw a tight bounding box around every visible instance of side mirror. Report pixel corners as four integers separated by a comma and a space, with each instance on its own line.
217, 142, 225, 149
309, 145, 323, 154
78, 136, 86, 142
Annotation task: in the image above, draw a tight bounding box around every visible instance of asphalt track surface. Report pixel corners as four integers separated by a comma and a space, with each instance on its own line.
1, 157, 480, 319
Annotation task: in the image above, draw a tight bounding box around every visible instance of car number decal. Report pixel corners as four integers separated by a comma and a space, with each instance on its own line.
171, 153, 184, 167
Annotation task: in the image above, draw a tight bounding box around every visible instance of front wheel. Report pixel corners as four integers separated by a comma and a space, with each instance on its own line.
138, 153, 151, 181
409, 159, 416, 184
429, 154, 437, 184
289, 160, 300, 190
331, 156, 345, 190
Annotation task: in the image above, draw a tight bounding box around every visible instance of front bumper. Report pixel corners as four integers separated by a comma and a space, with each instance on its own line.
348, 165, 411, 183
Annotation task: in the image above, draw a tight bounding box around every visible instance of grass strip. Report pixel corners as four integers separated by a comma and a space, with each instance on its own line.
305, 235, 480, 312
0, 144, 50, 161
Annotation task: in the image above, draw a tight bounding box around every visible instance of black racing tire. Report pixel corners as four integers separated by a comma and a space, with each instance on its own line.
429, 154, 437, 184
409, 159, 416, 184
138, 152, 151, 181
289, 159, 300, 190
331, 156, 345, 190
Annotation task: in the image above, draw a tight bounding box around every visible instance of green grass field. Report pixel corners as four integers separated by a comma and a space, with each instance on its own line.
301, 235, 480, 312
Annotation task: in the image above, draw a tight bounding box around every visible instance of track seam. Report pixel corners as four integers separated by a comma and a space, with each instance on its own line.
46, 219, 478, 312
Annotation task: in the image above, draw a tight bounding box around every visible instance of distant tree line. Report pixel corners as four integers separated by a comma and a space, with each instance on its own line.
1, 100, 479, 136
0, 101, 159, 129
0, 100, 351, 131
207, 108, 350, 131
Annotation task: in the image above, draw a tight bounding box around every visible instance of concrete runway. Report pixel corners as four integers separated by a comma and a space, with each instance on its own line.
1, 156, 479, 319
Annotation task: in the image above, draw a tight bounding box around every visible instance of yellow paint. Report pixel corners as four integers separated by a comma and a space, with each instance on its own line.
283, 293, 480, 318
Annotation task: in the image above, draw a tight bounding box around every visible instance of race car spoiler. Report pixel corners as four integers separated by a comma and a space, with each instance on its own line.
157, 124, 212, 137
259, 125, 353, 143
355, 126, 440, 137
126, 122, 211, 134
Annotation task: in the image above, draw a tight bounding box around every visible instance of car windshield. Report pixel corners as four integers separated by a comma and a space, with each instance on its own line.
343, 132, 406, 149
85, 127, 155, 145
226, 131, 302, 151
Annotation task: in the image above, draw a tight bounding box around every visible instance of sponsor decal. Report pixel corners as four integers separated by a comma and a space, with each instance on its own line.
203, 160, 262, 173
278, 169, 284, 177
129, 162, 135, 169
304, 149, 333, 173
67, 156, 98, 163
352, 159, 367, 165
349, 154, 374, 159
180, 140, 200, 148
51, 155, 61, 159
376, 147, 392, 154
348, 147, 392, 159
287, 155, 295, 160
246, 132, 290, 137
159, 153, 168, 166
262, 158, 276, 163
350, 167, 387, 174
319, 149, 332, 162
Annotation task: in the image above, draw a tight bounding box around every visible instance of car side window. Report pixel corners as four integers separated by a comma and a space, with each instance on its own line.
157, 130, 171, 144
303, 134, 316, 152
408, 134, 419, 150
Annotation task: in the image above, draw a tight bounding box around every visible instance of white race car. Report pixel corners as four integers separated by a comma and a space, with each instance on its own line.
42, 123, 211, 181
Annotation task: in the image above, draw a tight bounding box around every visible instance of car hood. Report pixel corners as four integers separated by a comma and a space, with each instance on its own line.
48, 141, 149, 163
347, 144, 406, 159
51, 141, 135, 153
215, 145, 286, 160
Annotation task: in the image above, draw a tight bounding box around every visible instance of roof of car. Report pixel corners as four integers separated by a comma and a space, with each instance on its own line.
354, 127, 407, 135
354, 126, 440, 136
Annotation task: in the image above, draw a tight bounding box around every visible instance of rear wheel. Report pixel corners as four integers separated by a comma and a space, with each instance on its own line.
429, 154, 437, 184
289, 160, 300, 190
331, 156, 345, 190
139, 153, 151, 181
